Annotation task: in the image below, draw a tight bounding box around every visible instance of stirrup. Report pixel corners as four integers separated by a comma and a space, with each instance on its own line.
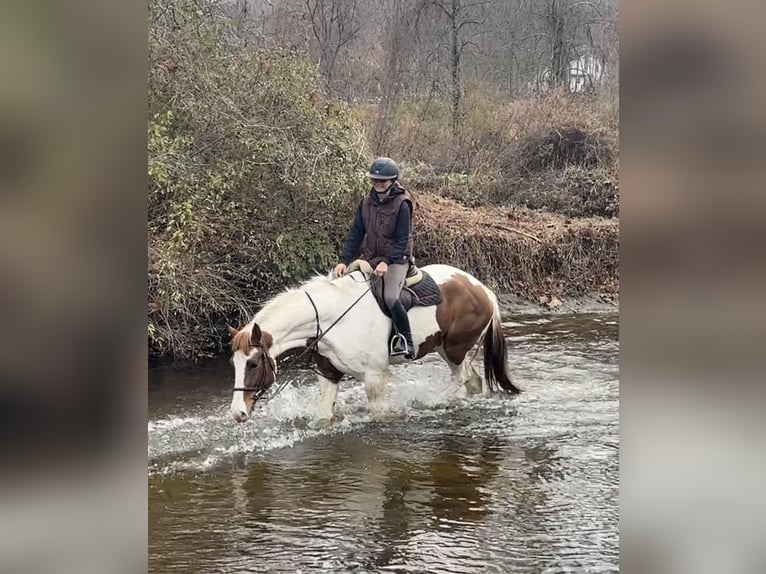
389, 333, 408, 356
389, 333, 414, 358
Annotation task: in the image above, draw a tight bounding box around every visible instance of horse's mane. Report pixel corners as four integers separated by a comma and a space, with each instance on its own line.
253, 273, 364, 325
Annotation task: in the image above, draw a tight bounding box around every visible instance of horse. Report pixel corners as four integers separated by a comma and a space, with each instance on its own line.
227, 263, 521, 425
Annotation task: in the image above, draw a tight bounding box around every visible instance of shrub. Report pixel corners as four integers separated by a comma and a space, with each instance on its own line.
148, 0, 368, 358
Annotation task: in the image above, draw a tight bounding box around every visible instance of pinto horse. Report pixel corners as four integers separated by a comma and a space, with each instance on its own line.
228, 263, 520, 424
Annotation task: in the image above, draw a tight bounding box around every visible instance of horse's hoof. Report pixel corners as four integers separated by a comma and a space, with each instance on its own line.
464, 374, 484, 396
369, 409, 392, 422
308, 417, 334, 430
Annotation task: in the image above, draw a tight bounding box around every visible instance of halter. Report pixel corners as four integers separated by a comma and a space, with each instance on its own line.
232, 273, 379, 403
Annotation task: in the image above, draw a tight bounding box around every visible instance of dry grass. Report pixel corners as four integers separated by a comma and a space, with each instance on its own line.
412, 193, 618, 301
361, 89, 619, 218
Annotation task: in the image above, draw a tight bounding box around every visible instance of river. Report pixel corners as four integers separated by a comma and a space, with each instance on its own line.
149, 313, 619, 573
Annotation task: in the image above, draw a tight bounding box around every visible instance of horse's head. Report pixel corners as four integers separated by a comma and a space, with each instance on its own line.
228, 323, 276, 422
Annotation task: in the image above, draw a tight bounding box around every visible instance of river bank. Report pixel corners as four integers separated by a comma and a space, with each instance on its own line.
149, 190, 618, 361
414, 193, 619, 308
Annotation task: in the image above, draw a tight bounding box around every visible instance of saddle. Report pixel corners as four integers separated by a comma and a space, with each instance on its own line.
346, 259, 443, 317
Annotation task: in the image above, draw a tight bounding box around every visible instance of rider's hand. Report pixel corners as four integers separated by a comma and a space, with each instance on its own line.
374, 261, 388, 277
333, 263, 347, 278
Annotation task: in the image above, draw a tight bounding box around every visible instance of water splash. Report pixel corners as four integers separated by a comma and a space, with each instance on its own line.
148, 364, 464, 475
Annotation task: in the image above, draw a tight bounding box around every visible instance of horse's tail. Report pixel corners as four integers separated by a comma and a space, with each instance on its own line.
483, 294, 522, 395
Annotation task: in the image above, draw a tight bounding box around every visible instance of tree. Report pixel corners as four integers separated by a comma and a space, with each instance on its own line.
418, 0, 489, 136
304, 0, 362, 95
372, 0, 419, 153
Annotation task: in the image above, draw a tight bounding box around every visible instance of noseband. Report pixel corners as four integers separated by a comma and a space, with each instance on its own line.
231, 343, 277, 400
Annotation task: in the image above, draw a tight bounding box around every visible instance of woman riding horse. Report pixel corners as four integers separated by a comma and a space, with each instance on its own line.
333, 157, 415, 360
228, 263, 521, 424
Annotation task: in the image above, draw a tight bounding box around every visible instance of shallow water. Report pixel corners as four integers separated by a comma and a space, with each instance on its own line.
149, 313, 619, 573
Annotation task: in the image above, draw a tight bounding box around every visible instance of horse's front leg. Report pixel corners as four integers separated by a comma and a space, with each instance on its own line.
310, 375, 339, 430
364, 369, 390, 420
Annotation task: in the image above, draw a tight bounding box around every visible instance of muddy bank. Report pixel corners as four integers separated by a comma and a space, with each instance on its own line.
498, 292, 618, 316
413, 193, 619, 307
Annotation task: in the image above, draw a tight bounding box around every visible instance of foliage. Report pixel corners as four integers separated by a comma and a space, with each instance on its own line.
367, 88, 619, 217
148, 0, 368, 358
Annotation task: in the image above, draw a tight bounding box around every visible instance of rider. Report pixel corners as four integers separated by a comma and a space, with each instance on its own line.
333, 157, 415, 359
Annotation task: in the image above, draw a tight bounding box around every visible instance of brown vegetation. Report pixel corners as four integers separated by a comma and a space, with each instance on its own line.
413, 194, 618, 302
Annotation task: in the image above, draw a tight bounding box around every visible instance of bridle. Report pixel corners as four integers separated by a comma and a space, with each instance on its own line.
303, 272, 379, 355
231, 342, 277, 401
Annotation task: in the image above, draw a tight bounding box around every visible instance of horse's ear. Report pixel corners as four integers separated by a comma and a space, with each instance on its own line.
250, 323, 262, 345
228, 325, 238, 337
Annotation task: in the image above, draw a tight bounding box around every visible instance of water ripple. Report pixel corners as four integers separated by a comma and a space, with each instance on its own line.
149, 313, 619, 573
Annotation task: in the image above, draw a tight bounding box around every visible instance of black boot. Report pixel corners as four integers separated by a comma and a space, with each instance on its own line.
390, 301, 415, 359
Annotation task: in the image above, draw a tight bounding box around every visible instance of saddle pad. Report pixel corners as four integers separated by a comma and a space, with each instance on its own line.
371, 270, 443, 317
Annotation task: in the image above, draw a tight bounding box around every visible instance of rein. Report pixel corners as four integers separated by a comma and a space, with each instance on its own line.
304, 273, 379, 354
233, 273, 379, 403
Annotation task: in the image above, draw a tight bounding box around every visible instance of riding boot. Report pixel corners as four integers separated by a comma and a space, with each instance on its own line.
390, 301, 415, 359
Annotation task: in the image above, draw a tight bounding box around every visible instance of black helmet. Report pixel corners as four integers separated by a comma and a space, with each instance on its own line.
367, 157, 399, 180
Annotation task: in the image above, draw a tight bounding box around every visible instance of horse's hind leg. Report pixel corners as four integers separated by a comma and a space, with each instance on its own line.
364, 369, 390, 420
457, 362, 483, 396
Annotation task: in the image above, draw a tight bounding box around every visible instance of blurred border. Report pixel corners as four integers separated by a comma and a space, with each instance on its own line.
0, 0, 147, 572
621, 1, 766, 572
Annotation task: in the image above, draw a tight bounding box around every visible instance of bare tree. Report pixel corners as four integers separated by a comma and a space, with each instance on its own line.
529, 0, 614, 92
418, 0, 488, 135
245, 0, 313, 51
304, 0, 362, 94
372, 0, 420, 152
218, 0, 618, 112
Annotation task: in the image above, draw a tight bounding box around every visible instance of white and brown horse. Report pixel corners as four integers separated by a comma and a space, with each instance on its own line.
228, 264, 520, 424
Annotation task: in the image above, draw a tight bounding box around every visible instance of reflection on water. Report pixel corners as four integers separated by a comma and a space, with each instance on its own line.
149, 313, 619, 573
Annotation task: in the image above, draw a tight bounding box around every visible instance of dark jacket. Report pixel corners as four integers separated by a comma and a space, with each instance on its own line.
339, 183, 413, 268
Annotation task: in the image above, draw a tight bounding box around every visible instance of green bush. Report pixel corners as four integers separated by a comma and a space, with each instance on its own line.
148, 0, 367, 358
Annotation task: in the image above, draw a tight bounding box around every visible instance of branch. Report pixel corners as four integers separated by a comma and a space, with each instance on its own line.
425, 0, 453, 19
458, 39, 479, 56
413, 0, 432, 29
455, 17, 486, 34
488, 224, 544, 244
462, 0, 492, 8
514, 32, 552, 44
304, 0, 322, 43
563, 1, 602, 17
